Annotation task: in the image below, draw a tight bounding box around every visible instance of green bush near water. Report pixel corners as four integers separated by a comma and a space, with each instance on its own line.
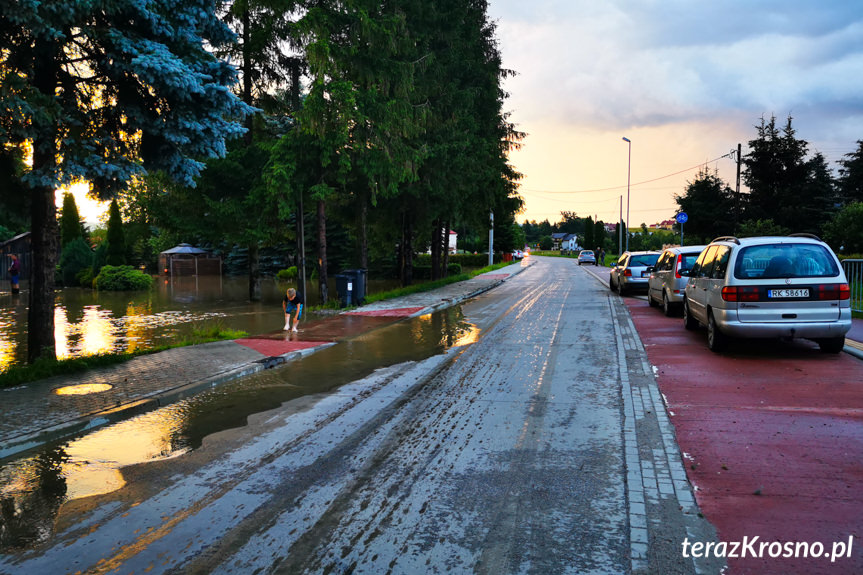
94, 265, 153, 291
277, 266, 299, 280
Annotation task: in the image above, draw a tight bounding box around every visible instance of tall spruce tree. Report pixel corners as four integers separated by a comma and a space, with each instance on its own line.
837, 140, 863, 205
106, 200, 126, 266
0, 0, 251, 362
59, 192, 83, 248
743, 115, 834, 235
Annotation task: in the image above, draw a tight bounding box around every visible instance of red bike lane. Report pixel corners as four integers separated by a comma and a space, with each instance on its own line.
625, 299, 863, 575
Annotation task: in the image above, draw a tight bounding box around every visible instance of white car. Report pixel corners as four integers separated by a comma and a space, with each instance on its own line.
682, 234, 851, 352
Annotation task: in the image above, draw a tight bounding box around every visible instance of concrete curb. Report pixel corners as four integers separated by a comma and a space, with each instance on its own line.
0, 342, 337, 461
407, 260, 535, 318
844, 344, 863, 361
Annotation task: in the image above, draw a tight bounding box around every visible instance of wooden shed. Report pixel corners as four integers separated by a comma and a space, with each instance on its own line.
159, 244, 221, 276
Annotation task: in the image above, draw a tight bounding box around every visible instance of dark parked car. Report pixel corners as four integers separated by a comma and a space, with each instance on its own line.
609, 251, 661, 295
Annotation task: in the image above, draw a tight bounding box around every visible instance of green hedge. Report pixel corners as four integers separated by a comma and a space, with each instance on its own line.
94, 265, 153, 291
412, 263, 462, 279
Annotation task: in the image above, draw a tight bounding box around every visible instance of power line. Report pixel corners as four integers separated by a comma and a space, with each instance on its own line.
518, 153, 733, 195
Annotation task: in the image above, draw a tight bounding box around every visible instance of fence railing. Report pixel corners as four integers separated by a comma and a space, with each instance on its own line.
842, 259, 863, 313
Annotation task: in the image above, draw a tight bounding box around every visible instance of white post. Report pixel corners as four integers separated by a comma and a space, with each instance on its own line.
488, 211, 494, 267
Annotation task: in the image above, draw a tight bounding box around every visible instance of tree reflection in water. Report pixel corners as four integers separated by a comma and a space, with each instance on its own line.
0, 446, 68, 550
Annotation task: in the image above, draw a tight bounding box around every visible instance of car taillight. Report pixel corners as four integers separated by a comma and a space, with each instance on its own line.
674, 255, 683, 279
721, 286, 760, 302
814, 283, 851, 300
624, 269, 632, 277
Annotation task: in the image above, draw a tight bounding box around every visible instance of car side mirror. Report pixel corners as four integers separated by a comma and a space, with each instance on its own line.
645, 266, 655, 273
678, 269, 691, 277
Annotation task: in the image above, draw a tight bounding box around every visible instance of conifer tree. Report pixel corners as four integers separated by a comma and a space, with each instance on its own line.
106, 200, 126, 266
59, 192, 83, 248
0, 0, 251, 361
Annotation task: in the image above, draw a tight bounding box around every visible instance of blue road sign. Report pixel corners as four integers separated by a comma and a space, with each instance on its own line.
676, 212, 688, 224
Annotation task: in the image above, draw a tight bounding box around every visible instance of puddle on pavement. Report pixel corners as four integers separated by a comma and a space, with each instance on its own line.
0, 306, 478, 551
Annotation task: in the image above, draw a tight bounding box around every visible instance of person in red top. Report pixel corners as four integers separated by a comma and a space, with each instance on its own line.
7, 254, 20, 294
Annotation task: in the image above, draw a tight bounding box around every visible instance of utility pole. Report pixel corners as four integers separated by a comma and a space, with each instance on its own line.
618, 195, 623, 256
735, 142, 742, 230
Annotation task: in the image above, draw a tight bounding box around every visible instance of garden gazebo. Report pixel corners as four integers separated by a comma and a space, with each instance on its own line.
159, 243, 221, 276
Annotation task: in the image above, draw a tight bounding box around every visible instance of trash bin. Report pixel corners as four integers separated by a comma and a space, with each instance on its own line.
334, 273, 353, 307
344, 268, 367, 305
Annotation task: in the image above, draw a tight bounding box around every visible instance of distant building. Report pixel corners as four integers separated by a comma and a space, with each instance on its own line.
562, 234, 579, 253
655, 219, 676, 231
551, 232, 568, 250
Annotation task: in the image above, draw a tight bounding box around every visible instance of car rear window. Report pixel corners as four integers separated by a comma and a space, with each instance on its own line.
581, 251, 594, 255
629, 254, 659, 267
681, 254, 699, 270
733, 243, 840, 279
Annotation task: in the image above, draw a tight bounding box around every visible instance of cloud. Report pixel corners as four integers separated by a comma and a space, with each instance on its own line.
491, 0, 863, 136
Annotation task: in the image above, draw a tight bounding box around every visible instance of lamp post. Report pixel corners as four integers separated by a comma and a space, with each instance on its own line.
622, 137, 631, 252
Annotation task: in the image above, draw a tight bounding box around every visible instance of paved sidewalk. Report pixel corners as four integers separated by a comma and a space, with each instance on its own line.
0, 261, 532, 460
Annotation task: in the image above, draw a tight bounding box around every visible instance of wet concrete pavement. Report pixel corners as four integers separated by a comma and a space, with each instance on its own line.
0, 257, 720, 574
0, 263, 531, 460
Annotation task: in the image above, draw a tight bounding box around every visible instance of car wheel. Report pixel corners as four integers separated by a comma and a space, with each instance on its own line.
662, 291, 674, 317
707, 312, 728, 352
816, 337, 845, 354
683, 298, 698, 331
617, 279, 627, 296
648, 290, 658, 307
609, 278, 615, 291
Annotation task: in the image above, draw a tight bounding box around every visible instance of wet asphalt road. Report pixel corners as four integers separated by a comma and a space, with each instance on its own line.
0, 257, 720, 574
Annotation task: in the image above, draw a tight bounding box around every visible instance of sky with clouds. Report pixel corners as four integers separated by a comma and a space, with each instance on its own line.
488, 0, 863, 226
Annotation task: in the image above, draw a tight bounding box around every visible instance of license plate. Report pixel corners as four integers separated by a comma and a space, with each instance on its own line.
641, 271, 649, 277
767, 289, 809, 298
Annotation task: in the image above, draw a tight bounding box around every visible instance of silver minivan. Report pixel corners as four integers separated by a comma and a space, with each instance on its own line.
647, 245, 707, 316
682, 235, 851, 352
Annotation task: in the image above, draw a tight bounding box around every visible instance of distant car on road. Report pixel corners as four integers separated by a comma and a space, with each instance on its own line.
609, 251, 661, 295
577, 250, 596, 266
511, 250, 524, 260
681, 234, 851, 353
647, 245, 707, 316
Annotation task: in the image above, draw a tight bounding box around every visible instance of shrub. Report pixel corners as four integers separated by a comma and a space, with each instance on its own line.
76, 268, 94, 287
414, 253, 498, 268
277, 266, 298, 280
59, 238, 93, 286
94, 265, 153, 291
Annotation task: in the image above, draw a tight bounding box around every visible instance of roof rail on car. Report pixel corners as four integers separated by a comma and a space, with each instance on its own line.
788, 233, 822, 241
711, 236, 740, 244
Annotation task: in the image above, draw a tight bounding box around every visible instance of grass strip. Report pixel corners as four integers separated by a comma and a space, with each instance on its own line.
0, 325, 248, 388
363, 261, 518, 305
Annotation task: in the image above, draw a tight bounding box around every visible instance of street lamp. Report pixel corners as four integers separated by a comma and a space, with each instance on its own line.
622, 137, 631, 252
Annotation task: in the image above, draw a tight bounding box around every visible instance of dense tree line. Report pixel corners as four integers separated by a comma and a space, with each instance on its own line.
0, 0, 522, 363
675, 115, 863, 252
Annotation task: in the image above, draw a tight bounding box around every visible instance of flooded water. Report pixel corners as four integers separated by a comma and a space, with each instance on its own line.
0, 276, 401, 372
0, 306, 477, 551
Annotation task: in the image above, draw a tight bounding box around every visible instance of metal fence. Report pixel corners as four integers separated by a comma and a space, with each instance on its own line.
842, 259, 863, 313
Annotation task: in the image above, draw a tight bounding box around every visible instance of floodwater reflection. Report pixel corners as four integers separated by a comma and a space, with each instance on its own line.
0, 306, 476, 551
1, 276, 404, 372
